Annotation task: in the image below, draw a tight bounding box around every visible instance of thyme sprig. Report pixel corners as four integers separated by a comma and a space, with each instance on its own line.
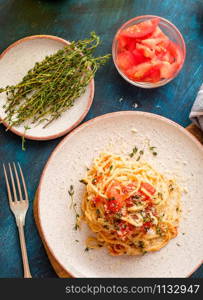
68, 184, 80, 230
0, 32, 110, 128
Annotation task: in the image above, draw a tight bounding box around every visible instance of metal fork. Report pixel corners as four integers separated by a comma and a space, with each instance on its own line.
3, 162, 32, 278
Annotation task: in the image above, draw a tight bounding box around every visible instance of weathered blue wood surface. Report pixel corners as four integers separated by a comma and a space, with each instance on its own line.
0, 0, 202, 278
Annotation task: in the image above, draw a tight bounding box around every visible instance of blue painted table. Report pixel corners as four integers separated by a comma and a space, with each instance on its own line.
0, 0, 202, 278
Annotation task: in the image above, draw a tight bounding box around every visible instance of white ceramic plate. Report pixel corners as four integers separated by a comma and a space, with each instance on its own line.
0, 35, 94, 140
37, 111, 203, 277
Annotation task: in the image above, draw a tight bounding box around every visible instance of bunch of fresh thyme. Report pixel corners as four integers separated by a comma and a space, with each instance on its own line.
0, 32, 110, 128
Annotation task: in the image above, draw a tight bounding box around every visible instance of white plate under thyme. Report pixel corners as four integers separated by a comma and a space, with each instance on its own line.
36, 111, 203, 277
0, 35, 94, 140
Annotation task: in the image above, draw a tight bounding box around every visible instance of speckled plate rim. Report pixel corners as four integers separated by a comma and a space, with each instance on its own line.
0, 35, 94, 141
35, 111, 203, 278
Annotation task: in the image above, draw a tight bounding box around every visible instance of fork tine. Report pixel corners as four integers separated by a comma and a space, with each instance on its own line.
3, 164, 13, 205
13, 162, 23, 201
8, 163, 18, 202
18, 163, 28, 201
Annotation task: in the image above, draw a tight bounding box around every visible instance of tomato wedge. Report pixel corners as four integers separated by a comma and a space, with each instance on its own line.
120, 18, 160, 40
160, 61, 177, 79
117, 51, 136, 70
167, 40, 183, 66
142, 65, 161, 82
151, 26, 168, 40
117, 35, 136, 51
126, 62, 155, 81
132, 49, 150, 64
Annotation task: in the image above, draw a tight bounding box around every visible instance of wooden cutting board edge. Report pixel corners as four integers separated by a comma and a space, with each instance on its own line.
33, 123, 203, 278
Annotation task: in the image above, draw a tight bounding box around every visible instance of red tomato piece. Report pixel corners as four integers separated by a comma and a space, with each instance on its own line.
125, 62, 152, 81
122, 183, 136, 194
143, 221, 152, 229
120, 18, 160, 40
125, 39, 137, 52
93, 196, 103, 204
136, 189, 149, 201
151, 26, 169, 40
106, 181, 124, 202
160, 51, 174, 63
117, 51, 136, 70
117, 221, 134, 236
107, 198, 123, 213
117, 35, 128, 50
136, 43, 155, 59
159, 61, 177, 79
141, 37, 168, 49
141, 182, 156, 195
106, 181, 129, 213
142, 65, 161, 82
167, 40, 183, 66
146, 202, 154, 212
155, 43, 169, 60
136, 182, 156, 201
132, 48, 150, 64
117, 35, 136, 51
125, 197, 134, 207
142, 221, 152, 232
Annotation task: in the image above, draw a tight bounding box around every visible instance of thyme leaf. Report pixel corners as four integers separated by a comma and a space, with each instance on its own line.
129, 146, 138, 158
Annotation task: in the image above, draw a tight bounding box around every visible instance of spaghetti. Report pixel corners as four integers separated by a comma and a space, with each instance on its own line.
81, 152, 181, 256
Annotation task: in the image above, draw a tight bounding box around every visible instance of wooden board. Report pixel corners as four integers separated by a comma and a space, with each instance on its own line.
33, 124, 203, 278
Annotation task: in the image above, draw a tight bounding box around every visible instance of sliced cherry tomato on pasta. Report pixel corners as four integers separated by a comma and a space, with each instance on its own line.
125, 197, 134, 207
120, 18, 159, 40
143, 221, 152, 230
136, 190, 149, 201
136, 182, 156, 201
117, 221, 134, 236
93, 195, 104, 204
122, 183, 137, 194
107, 198, 123, 213
106, 181, 130, 213
141, 182, 156, 195
146, 201, 154, 210
106, 181, 123, 200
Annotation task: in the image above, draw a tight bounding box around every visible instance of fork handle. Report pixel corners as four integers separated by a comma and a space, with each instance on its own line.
17, 223, 32, 278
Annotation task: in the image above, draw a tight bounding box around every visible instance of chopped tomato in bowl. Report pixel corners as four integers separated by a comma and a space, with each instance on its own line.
112, 15, 186, 88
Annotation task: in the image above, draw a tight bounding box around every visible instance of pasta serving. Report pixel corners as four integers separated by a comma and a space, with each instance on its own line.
81, 152, 181, 256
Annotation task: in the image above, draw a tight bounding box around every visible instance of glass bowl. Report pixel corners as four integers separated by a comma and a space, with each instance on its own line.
112, 15, 186, 88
